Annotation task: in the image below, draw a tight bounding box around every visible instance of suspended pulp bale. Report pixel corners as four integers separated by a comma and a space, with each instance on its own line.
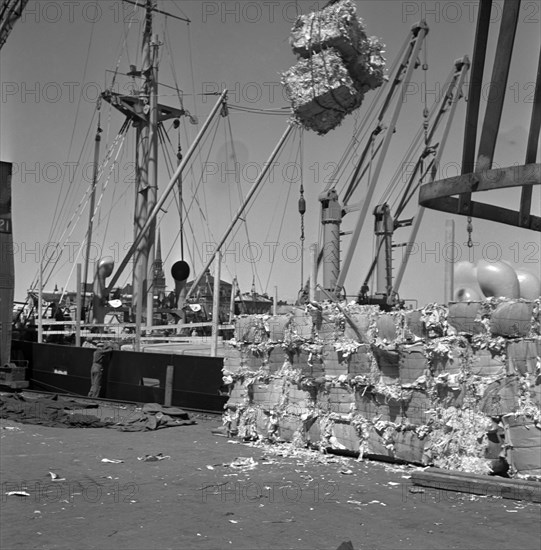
346, 36, 387, 92
289, 0, 366, 60
289, 0, 386, 93
282, 48, 365, 135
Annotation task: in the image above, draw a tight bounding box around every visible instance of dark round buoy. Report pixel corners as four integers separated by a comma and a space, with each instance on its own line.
171, 260, 190, 282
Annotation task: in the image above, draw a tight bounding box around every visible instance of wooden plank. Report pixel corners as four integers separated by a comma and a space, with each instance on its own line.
420, 195, 541, 231
411, 467, 541, 503
164, 364, 174, 406
476, 0, 521, 169
424, 163, 540, 197
419, 163, 541, 231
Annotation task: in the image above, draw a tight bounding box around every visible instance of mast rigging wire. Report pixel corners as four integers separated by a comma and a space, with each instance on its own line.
223, 114, 262, 293
55, 127, 130, 301
45, 17, 97, 249
34, 125, 129, 292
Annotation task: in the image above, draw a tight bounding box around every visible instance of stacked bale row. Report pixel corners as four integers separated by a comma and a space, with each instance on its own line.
222, 299, 541, 479
281, 0, 386, 134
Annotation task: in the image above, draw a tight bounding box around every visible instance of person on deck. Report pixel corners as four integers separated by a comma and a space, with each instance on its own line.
88, 342, 112, 398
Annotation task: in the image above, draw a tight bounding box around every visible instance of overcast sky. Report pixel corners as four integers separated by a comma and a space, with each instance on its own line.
1, 0, 540, 305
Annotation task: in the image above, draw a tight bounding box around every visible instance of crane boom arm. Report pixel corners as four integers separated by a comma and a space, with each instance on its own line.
0, 0, 28, 50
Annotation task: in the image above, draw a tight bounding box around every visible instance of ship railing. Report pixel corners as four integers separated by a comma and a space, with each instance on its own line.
32, 320, 234, 340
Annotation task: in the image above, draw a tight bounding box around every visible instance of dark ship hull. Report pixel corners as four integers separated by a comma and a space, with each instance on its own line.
11, 339, 227, 413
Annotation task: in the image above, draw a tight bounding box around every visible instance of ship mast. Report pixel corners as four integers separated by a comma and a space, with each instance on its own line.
132, 0, 158, 327
139, 0, 159, 331
102, 0, 188, 324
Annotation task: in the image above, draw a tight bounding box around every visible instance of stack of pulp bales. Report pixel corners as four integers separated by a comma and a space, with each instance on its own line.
281, 0, 386, 135
222, 299, 541, 480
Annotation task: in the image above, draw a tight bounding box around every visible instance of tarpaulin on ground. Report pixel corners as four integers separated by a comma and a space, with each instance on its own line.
0, 393, 108, 428
116, 403, 195, 431
0, 394, 194, 431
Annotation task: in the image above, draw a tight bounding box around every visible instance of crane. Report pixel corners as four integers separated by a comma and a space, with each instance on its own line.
0, 0, 28, 50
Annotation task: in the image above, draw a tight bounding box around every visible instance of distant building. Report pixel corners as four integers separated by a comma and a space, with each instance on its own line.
184, 270, 232, 323
151, 232, 166, 303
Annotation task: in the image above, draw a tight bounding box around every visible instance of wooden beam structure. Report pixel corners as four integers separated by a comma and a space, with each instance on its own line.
420, 0, 541, 231
420, 163, 541, 230
475, 0, 520, 170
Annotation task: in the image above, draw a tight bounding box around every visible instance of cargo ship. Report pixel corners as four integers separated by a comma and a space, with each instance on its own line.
1, 0, 539, 416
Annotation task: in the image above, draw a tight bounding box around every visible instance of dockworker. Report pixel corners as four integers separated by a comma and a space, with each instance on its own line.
88, 342, 112, 398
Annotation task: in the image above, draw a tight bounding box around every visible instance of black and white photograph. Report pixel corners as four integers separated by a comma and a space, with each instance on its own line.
1, 1, 540, 548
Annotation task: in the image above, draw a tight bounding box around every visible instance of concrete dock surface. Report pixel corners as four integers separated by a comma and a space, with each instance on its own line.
1, 397, 539, 550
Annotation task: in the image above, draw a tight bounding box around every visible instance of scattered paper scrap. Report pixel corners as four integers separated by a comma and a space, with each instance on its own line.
137, 453, 170, 462
6, 491, 30, 497
48, 472, 66, 481
101, 458, 124, 463
228, 457, 258, 470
